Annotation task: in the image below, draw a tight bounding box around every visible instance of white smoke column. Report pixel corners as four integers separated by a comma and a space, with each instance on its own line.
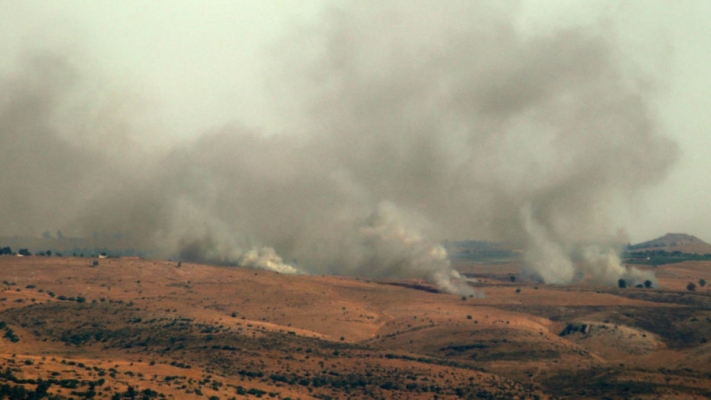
277, 2, 679, 287
176, 233, 302, 275
1, 3, 678, 291
579, 246, 657, 287
165, 197, 302, 274
238, 247, 302, 275
521, 205, 575, 284
348, 202, 476, 295
522, 205, 658, 286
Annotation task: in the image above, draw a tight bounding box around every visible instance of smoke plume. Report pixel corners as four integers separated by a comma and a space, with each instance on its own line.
0, 3, 677, 292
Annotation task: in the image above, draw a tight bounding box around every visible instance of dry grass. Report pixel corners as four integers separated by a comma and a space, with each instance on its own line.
0, 255, 709, 399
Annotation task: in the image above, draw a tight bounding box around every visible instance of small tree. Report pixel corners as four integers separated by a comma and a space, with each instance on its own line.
618, 279, 627, 289
687, 282, 696, 291
699, 279, 706, 287
644, 280, 652, 288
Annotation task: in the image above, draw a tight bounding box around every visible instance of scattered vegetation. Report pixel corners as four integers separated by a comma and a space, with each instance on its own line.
623, 249, 711, 265
0, 250, 709, 399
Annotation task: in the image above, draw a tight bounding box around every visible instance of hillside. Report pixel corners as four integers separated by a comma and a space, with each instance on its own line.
0, 256, 710, 399
443, 240, 519, 262
629, 233, 711, 255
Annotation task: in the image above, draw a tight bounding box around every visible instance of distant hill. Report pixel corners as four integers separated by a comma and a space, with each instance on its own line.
0, 235, 147, 257
628, 233, 711, 255
443, 240, 519, 261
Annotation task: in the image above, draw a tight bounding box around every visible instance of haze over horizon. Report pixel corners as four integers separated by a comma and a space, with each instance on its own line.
1, 1, 709, 289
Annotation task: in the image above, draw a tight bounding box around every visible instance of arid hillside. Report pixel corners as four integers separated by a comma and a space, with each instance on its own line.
0, 256, 710, 399
629, 233, 711, 255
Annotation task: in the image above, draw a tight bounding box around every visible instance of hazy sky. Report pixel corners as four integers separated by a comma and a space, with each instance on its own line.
2, 0, 710, 243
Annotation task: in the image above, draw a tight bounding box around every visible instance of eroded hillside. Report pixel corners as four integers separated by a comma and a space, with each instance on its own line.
0, 256, 710, 399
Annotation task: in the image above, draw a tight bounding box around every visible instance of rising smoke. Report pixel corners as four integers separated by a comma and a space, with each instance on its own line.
0, 2, 677, 293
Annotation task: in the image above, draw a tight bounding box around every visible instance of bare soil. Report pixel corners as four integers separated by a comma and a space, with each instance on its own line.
0, 256, 710, 399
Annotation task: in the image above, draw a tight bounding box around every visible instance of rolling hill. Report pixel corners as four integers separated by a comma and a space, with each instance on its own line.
0, 255, 709, 399
629, 233, 711, 255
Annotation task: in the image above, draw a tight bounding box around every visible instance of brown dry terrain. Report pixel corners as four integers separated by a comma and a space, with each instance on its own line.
629, 233, 711, 255
0, 256, 710, 399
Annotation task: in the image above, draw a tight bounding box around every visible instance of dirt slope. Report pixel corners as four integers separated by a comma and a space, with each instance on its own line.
0, 255, 710, 399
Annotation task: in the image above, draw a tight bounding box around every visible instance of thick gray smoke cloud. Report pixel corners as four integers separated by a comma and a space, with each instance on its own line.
1, 3, 677, 292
